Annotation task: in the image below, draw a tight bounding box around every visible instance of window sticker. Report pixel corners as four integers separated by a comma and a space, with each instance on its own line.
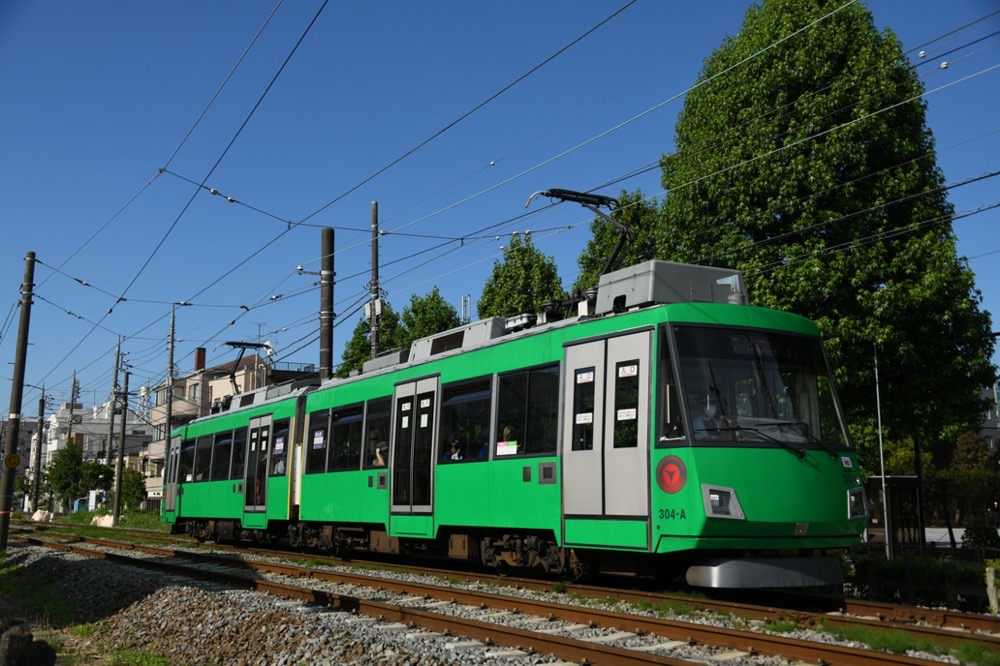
420, 413, 429, 428
312, 430, 325, 449
497, 440, 519, 456
617, 408, 637, 421
576, 370, 594, 384
402, 402, 411, 412
575, 412, 593, 425
420, 398, 430, 408
618, 364, 638, 378
274, 436, 285, 454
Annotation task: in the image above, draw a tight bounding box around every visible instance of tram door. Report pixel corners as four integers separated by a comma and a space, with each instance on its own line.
390, 377, 438, 514
563, 331, 651, 519
243, 415, 272, 512
164, 434, 181, 512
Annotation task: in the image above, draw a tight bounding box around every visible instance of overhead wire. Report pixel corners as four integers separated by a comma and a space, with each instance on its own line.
297, 1, 639, 226
23, 0, 331, 394
228, 9, 1000, 357
13, 5, 998, 416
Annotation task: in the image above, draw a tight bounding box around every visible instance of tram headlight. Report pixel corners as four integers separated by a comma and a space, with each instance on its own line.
701, 485, 745, 520
710, 491, 729, 513
848, 486, 868, 520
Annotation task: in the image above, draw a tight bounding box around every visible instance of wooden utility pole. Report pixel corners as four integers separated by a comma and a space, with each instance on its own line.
0, 251, 36, 553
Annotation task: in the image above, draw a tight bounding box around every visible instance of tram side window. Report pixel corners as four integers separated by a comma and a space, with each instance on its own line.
572, 367, 596, 451
328, 404, 364, 471
306, 410, 329, 473
613, 360, 640, 448
193, 435, 213, 481
363, 398, 391, 469
179, 439, 195, 482
211, 431, 233, 481
230, 427, 247, 480
656, 326, 684, 446
439, 376, 492, 462
496, 364, 560, 457
270, 419, 290, 475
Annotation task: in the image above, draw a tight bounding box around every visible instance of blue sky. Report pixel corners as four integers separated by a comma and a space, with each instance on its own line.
1, 1, 998, 420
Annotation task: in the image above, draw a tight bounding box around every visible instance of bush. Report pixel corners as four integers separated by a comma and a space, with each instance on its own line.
848, 553, 989, 612
962, 519, 1000, 550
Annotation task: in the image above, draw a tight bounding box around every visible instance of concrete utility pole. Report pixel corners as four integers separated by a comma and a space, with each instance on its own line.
106, 337, 120, 465
369, 201, 380, 358
0, 251, 36, 553
112, 371, 129, 525
66, 370, 77, 451
319, 227, 335, 381
31, 386, 45, 512
165, 303, 190, 449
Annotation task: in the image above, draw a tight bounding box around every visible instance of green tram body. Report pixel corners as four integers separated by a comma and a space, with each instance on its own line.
163, 261, 868, 587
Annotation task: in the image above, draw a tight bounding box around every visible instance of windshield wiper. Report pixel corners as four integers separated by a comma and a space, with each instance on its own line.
754, 420, 839, 459
731, 425, 807, 459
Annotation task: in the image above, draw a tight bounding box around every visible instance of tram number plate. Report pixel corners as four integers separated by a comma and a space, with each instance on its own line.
658, 508, 686, 520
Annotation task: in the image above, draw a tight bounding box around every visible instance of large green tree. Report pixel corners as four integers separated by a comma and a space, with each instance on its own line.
657, 0, 994, 471
336, 289, 461, 378
47, 441, 85, 510
336, 303, 404, 378
119, 468, 146, 510
478, 234, 566, 319
573, 189, 662, 294
400, 287, 461, 349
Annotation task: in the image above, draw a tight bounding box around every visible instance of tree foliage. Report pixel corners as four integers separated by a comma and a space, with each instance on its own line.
46, 444, 114, 511
336, 289, 460, 378
336, 303, 403, 378
47, 441, 85, 509
400, 287, 461, 349
119, 468, 146, 510
82, 459, 113, 496
573, 190, 662, 294
656, 0, 995, 468
478, 234, 565, 319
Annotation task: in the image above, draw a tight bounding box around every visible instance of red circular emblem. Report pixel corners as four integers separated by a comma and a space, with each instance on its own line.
656, 456, 687, 494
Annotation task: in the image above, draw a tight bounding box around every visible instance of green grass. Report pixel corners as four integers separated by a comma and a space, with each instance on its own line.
57, 509, 169, 532
953, 641, 1000, 666
69, 624, 97, 637
768, 620, 1000, 665
761, 620, 798, 634
632, 598, 696, 617
107, 650, 173, 666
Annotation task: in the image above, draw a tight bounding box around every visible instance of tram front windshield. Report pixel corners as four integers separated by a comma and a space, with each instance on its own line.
673, 325, 850, 450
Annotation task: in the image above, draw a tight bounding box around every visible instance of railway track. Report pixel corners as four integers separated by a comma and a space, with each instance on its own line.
14, 533, 998, 666
205, 539, 1000, 639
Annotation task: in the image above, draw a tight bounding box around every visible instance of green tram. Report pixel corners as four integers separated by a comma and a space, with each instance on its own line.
163, 260, 868, 588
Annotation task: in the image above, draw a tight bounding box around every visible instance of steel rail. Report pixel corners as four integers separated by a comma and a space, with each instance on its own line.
17, 535, 981, 666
